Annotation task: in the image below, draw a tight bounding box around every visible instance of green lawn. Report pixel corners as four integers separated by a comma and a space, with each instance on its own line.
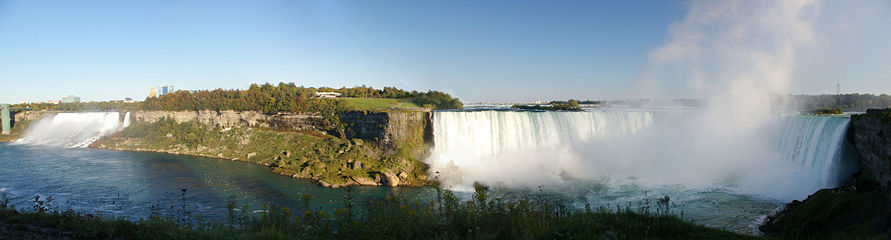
341, 98, 420, 111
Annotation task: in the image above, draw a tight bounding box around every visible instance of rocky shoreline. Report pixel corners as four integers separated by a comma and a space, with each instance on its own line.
91, 109, 433, 189
92, 142, 414, 188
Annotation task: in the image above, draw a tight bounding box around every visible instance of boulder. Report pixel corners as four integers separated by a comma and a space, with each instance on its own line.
351, 176, 377, 185
318, 180, 332, 188
246, 152, 257, 159
384, 171, 400, 187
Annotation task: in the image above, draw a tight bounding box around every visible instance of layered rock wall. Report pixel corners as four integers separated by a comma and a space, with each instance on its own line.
339, 110, 432, 158
129, 110, 327, 132
849, 108, 891, 187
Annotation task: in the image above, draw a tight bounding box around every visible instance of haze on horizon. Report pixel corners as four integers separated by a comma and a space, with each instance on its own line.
1, 0, 889, 104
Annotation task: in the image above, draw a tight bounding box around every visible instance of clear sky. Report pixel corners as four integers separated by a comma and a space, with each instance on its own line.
0, 0, 889, 103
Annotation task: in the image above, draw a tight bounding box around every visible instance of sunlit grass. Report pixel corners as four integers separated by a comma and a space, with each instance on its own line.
341, 98, 420, 111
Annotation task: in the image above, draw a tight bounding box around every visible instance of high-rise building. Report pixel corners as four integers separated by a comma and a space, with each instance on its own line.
149, 87, 157, 98
158, 85, 174, 96
61, 95, 81, 103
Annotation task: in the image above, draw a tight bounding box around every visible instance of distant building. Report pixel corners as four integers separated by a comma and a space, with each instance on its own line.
315, 92, 342, 98
61, 95, 81, 103
158, 85, 174, 96
149, 87, 157, 98
46, 100, 61, 104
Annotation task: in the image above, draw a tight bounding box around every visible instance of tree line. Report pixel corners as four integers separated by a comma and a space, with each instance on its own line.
13, 83, 463, 113
773, 93, 891, 112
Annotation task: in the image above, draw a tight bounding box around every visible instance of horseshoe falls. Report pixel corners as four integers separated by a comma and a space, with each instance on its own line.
426, 109, 854, 233
16, 112, 131, 148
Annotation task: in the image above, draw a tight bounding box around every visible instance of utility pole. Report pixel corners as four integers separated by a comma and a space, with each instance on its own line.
836, 83, 841, 110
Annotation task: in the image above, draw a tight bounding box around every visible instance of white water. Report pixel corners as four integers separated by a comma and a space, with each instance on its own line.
427, 110, 850, 202
16, 112, 131, 148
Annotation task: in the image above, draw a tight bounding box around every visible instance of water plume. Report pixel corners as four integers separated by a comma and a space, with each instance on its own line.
425, 0, 863, 201
16, 112, 130, 148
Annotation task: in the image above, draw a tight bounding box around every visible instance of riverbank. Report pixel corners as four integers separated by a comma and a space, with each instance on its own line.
1, 109, 433, 188
94, 110, 432, 188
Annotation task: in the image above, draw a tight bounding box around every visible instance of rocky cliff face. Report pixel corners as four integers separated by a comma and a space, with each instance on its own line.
849, 108, 891, 187
130, 110, 327, 132
12, 110, 47, 122
339, 110, 432, 159
107, 109, 433, 187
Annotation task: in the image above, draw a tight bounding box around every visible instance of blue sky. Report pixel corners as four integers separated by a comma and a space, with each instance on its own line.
0, 0, 888, 103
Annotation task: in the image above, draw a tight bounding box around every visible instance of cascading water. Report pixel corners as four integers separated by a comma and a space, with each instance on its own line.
428, 110, 656, 188
426, 109, 854, 234
16, 112, 131, 148
772, 116, 851, 188
426, 110, 852, 200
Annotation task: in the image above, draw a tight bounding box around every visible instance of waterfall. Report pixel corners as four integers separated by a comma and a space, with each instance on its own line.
773, 116, 851, 187
16, 112, 131, 148
426, 110, 852, 200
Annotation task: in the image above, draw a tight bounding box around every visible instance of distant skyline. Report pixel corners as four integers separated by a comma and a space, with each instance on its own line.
1, 0, 889, 104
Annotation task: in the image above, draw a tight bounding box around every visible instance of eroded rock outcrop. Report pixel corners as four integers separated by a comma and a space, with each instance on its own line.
849, 109, 891, 187
130, 110, 326, 132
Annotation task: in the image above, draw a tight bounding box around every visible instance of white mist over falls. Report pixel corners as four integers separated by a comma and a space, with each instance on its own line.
426, 110, 853, 202
16, 112, 130, 148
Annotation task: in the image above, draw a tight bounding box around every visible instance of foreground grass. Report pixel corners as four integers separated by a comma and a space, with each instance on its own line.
342, 98, 421, 111
0, 185, 757, 240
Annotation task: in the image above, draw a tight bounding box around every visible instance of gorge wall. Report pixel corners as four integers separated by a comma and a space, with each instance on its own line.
101, 109, 432, 187
127, 110, 432, 157
849, 108, 891, 187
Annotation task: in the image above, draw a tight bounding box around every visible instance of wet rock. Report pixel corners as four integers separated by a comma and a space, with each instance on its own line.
352, 176, 377, 185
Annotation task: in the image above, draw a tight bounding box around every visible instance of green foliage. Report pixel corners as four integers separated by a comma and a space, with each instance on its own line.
812, 107, 843, 115
408, 90, 463, 110
103, 119, 429, 187
774, 93, 891, 112
0, 187, 757, 240
11, 82, 463, 112
341, 98, 420, 111
511, 99, 583, 111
